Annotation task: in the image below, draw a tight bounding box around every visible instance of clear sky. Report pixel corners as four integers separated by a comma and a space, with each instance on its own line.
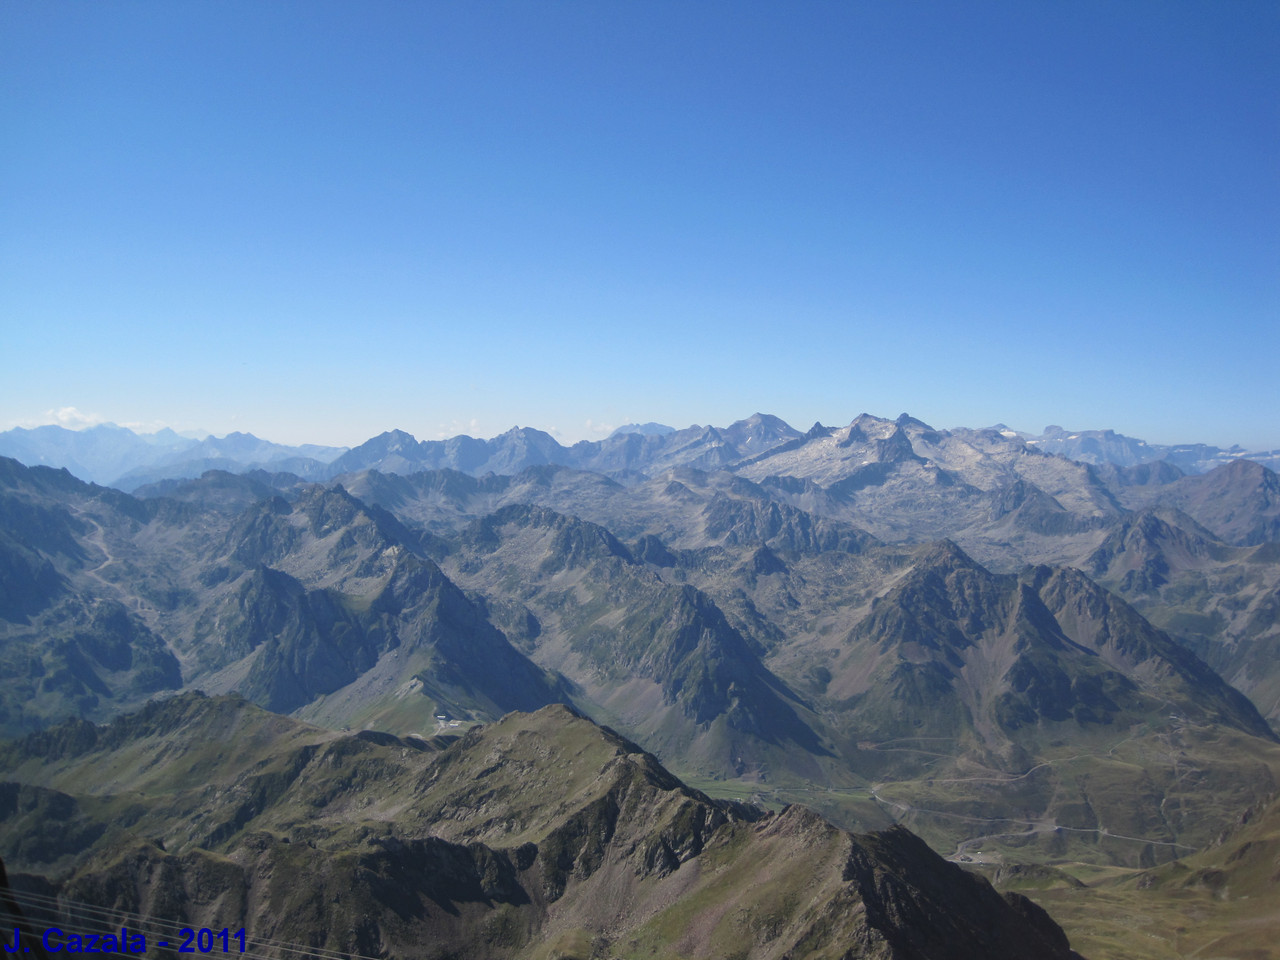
2, 2, 1277, 449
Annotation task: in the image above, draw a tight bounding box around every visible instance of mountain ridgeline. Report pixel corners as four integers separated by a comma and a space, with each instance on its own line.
0, 694, 1083, 960
4, 410, 1280, 956
4, 414, 1278, 493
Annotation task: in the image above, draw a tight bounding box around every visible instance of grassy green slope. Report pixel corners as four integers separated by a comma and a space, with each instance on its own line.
1008, 785, 1280, 959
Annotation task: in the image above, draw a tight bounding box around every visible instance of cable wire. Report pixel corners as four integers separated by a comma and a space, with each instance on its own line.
2, 888, 394, 960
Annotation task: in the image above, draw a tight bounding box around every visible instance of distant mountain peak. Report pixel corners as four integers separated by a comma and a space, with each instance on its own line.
366, 428, 419, 450
894, 412, 935, 430
608, 421, 676, 438
499, 424, 558, 441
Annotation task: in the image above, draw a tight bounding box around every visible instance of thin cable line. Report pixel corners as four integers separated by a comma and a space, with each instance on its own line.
3, 888, 392, 960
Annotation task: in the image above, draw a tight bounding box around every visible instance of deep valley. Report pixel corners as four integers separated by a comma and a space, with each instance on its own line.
4, 412, 1280, 959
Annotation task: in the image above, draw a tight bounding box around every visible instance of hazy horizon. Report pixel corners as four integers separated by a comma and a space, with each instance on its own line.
3, 405, 1276, 455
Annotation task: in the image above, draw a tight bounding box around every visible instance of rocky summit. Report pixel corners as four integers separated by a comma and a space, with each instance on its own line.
1, 694, 1080, 960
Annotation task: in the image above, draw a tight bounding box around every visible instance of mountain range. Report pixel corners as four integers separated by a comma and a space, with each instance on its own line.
0, 424, 348, 488
3, 414, 1278, 492
4, 409, 1280, 956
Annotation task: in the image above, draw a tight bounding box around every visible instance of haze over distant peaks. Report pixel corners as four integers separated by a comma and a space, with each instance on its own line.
1011, 423, 1269, 472
0, 423, 349, 487
1, 413, 1277, 492
608, 421, 676, 438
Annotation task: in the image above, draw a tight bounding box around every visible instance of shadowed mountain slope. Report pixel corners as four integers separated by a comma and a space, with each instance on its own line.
0, 694, 1082, 960
443, 504, 831, 777
0, 460, 183, 731
0, 459, 564, 736
814, 541, 1274, 758
1081, 509, 1280, 729
661, 534, 1280, 866
8, 451, 1277, 873
1138, 459, 1280, 546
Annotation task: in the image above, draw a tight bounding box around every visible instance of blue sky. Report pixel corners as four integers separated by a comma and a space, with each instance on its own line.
2, 2, 1277, 449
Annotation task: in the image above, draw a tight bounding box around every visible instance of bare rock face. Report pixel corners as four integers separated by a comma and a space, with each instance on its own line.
836, 823, 1079, 959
